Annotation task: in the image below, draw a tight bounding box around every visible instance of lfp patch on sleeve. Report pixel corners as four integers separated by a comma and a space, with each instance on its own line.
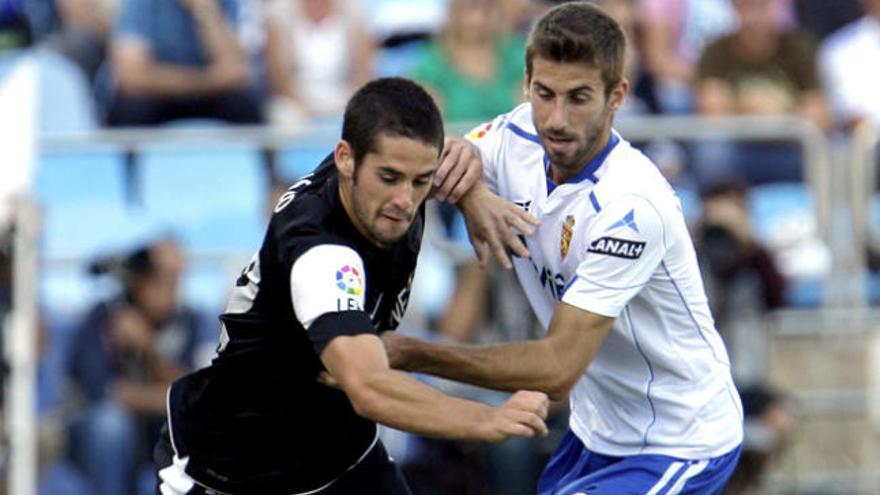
588, 236, 646, 259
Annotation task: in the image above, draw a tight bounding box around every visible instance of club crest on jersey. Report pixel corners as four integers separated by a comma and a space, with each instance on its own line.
335, 265, 363, 295
588, 236, 646, 259
467, 121, 494, 140
560, 215, 575, 259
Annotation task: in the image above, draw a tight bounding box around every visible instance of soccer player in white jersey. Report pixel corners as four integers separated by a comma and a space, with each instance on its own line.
382, 3, 744, 493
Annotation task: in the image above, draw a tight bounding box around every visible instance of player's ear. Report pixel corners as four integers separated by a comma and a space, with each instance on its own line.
608, 78, 629, 112
335, 140, 355, 180
523, 69, 531, 99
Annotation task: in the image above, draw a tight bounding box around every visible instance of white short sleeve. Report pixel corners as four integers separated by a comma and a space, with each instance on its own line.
290, 244, 367, 330
465, 114, 507, 193
562, 196, 667, 317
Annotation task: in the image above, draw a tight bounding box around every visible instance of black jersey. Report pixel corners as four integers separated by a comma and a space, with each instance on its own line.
166, 155, 423, 494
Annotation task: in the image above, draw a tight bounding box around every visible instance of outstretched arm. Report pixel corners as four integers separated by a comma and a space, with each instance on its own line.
383, 302, 614, 401
320, 333, 549, 442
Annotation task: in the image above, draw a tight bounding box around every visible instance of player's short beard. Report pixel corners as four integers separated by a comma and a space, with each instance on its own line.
350, 181, 407, 247
548, 105, 611, 173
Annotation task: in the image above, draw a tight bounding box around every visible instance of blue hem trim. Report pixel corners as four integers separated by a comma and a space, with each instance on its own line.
561, 275, 579, 298
544, 132, 620, 191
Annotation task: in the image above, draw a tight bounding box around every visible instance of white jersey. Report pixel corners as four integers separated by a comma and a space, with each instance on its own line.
468, 103, 743, 459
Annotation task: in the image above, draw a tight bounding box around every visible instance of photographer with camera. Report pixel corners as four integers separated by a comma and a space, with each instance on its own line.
696, 181, 796, 494
66, 237, 206, 495
698, 181, 786, 320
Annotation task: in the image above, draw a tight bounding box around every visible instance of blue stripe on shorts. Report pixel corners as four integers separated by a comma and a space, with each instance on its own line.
537, 429, 741, 495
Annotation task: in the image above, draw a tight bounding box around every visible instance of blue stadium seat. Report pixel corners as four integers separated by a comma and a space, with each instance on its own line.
673, 187, 702, 226
181, 264, 238, 315
35, 151, 174, 314
35, 49, 98, 133
276, 146, 332, 183
747, 182, 822, 307
137, 147, 267, 253
747, 182, 814, 244
376, 41, 429, 77
35, 151, 135, 260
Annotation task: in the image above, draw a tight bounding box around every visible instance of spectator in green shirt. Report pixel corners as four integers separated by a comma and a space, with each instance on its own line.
410, 0, 525, 123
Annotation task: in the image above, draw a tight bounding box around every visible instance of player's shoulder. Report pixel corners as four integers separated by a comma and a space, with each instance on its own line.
467, 103, 538, 147
269, 158, 357, 255
821, 17, 868, 55
598, 136, 676, 208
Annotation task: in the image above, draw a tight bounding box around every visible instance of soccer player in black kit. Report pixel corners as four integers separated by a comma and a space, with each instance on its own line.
154, 78, 550, 495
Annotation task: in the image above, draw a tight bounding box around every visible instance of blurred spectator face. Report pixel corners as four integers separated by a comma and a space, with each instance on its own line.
131, 239, 184, 325
302, 0, 334, 22
734, 0, 780, 33
448, 0, 499, 43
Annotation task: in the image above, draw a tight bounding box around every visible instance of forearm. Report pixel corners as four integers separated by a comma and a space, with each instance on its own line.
117, 62, 213, 97
388, 303, 613, 401
190, 0, 245, 65
113, 380, 170, 415
394, 337, 565, 398
348, 368, 496, 440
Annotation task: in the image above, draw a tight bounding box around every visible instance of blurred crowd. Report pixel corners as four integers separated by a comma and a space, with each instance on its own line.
1, 0, 872, 132
3, 0, 880, 493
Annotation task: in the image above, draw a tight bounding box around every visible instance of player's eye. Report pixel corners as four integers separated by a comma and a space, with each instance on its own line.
570, 93, 590, 104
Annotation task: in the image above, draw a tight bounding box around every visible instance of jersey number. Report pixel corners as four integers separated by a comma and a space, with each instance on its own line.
274, 174, 315, 213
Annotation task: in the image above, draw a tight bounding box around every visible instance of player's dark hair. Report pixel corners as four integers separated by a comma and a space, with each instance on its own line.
342, 77, 445, 166
526, 1, 626, 96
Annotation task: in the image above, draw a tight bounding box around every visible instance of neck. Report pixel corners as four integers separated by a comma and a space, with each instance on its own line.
551, 127, 612, 184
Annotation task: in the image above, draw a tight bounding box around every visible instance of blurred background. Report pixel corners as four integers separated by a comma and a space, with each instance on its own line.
1, 0, 880, 493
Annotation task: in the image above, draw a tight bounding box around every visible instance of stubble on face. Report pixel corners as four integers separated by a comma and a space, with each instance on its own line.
541, 104, 611, 173
350, 176, 415, 247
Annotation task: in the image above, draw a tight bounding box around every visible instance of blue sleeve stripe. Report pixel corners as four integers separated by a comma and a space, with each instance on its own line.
589, 191, 601, 212
505, 122, 542, 144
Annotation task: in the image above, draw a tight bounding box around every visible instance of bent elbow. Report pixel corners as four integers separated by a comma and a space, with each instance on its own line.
545, 375, 578, 402
345, 384, 385, 422
546, 386, 570, 402
116, 72, 145, 96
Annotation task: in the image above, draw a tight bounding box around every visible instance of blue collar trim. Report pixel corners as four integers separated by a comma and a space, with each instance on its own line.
544, 132, 620, 194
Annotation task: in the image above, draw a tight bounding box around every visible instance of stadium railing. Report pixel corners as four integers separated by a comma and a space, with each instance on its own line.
6, 198, 40, 495
850, 120, 879, 305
